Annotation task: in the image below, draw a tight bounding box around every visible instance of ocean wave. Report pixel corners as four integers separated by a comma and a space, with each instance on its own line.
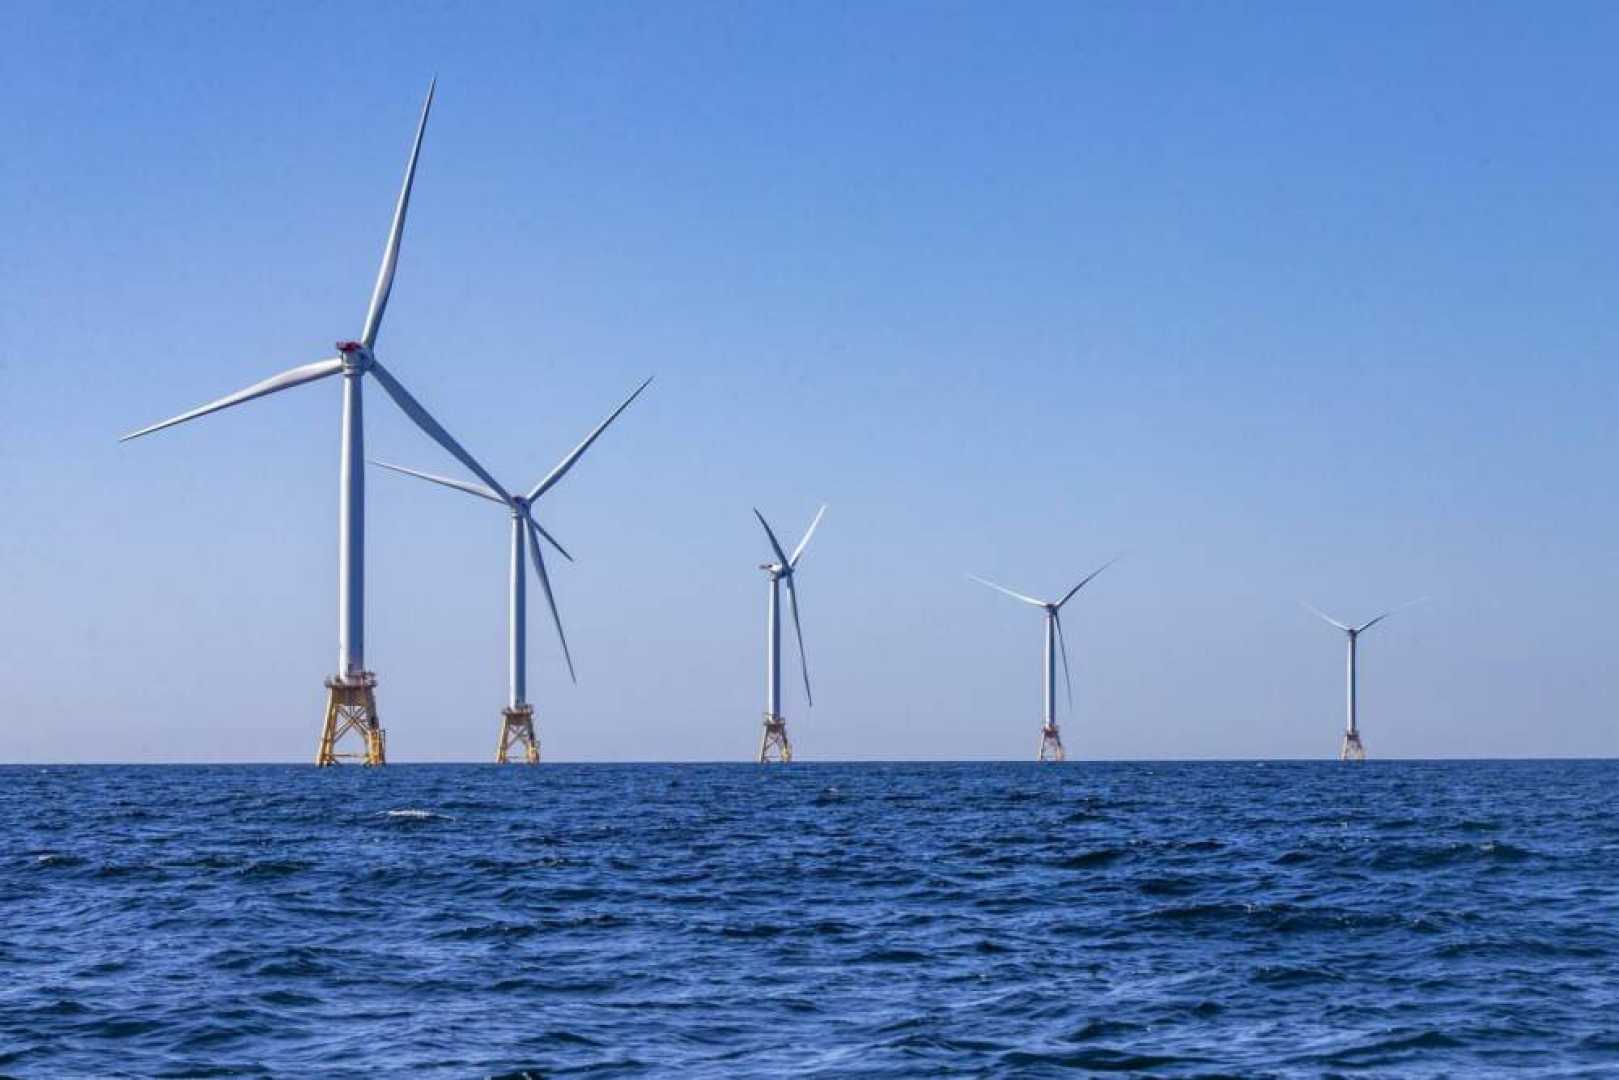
379, 808, 453, 822
0, 760, 1612, 1075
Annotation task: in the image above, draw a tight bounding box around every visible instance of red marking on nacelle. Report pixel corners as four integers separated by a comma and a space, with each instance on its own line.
336, 340, 364, 353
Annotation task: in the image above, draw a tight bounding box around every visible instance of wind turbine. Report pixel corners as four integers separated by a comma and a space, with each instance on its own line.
120, 80, 499, 766
1304, 599, 1425, 761
753, 506, 827, 763
969, 559, 1115, 762
371, 376, 652, 763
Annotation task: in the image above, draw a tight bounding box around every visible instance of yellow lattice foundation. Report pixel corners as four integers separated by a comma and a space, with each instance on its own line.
497, 705, 540, 765
758, 714, 792, 764
1340, 731, 1366, 762
316, 672, 385, 766
1038, 723, 1065, 763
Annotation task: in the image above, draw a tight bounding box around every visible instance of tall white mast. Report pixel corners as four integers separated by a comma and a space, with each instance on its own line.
1042, 610, 1056, 731
765, 572, 782, 720
509, 511, 527, 708
339, 372, 365, 677
1346, 631, 1358, 740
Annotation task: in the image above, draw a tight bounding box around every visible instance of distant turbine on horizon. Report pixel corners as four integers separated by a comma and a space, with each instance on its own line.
753, 506, 827, 763
371, 376, 652, 764
969, 559, 1115, 762
1304, 598, 1426, 762
121, 80, 494, 766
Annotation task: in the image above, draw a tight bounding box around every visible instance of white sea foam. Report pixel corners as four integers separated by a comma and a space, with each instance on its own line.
383, 809, 450, 821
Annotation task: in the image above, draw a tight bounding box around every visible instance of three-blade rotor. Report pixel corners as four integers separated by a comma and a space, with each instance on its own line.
121, 78, 493, 488
755, 505, 827, 707
372, 377, 653, 684
969, 557, 1117, 712
1303, 598, 1427, 637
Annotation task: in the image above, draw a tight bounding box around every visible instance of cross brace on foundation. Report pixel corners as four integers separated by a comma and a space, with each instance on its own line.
1340, 730, 1366, 762
758, 714, 792, 764
497, 704, 540, 765
1038, 723, 1066, 763
316, 672, 385, 766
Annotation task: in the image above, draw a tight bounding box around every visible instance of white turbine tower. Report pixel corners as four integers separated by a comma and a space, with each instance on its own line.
753, 506, 827, 763
371, 376, 652, 764
120, 80, 499, 766
969, 559, 1115, 762
1304, 599, 1425, 762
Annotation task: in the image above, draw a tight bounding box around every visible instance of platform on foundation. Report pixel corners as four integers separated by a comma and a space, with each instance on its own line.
317, 672, 385, 766
1038, 723, 1065, 763
497, 705, 540, 765
1340, 730, 1366, 762
758, 714, 792, 763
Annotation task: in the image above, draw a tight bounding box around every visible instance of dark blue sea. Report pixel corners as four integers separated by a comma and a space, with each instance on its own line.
2, 762, 1616, 1077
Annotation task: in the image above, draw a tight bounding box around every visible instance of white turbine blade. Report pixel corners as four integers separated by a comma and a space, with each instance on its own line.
1054, 609, 1074, 713
966, 574, 1047, 608
1055, 556, 1119, 611
525, 517, 576, 683
369, 460, 504, 504
1357, 597, 1428, 635
120, 357, 343, 441
368, 360, 513, 503
789, 504, 827, 569
785, 573, 812, 707
526, 510, 574, 564
361, 78, 435, 350
754, 509, 791, 568
527, 376, 654, 502
1301, 602, 1352, 633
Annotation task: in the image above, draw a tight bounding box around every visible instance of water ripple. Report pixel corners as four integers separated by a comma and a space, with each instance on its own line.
0, 760, 1615, 1075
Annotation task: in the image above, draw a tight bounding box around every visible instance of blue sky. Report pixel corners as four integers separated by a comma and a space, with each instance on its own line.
3, 2, 1619, 761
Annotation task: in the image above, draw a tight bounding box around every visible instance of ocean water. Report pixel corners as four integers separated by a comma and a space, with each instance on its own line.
1, 761, 1615, 1077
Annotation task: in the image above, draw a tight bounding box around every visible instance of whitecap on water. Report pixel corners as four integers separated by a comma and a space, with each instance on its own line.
381, 809, 452, 821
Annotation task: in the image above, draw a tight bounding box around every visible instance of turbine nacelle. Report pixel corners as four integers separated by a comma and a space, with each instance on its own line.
335, 341, 374, 373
